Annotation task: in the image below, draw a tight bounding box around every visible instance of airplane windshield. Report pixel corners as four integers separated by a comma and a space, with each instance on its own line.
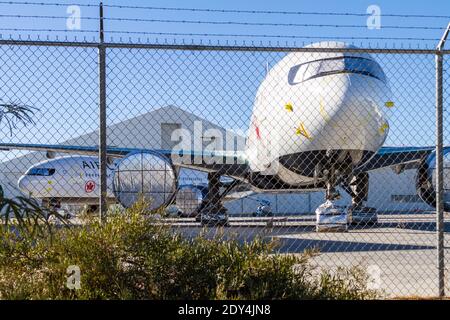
288, 56, 386, 84
26, 168, 55, 176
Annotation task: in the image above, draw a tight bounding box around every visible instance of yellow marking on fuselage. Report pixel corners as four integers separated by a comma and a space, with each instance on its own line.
319, 97, 331, 122
296, 123, 313, 140
379, 122, 389, 135
385, 101, 395, 108
285, 103, 293, 112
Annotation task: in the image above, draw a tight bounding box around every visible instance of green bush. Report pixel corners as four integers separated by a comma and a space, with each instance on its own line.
0, 200, 378, 300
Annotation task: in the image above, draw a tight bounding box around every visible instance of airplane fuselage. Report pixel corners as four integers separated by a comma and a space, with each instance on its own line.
18, 156, 117, 204
245, 42, 391, 187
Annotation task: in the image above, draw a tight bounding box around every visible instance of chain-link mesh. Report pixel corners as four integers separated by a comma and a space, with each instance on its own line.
0, 41, 449, 298
0, 45, 99, 212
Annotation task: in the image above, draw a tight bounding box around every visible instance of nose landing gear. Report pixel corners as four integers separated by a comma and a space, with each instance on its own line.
42, 198, 72, 220
315, 152, 349, 232
315, 151, 378, 232
42, 198, 61, 210
316, 167, 348, 232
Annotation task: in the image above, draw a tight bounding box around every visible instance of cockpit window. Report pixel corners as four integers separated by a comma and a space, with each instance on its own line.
26, 168, 55, 176
288, 56, 386, 85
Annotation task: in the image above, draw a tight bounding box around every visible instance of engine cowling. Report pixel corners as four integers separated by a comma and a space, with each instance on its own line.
416, 150, 450, 211
174, 184, 207, 217
112, 151, 177, 210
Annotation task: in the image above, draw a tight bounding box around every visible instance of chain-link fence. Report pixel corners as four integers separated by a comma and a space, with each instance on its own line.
0, 37, 449, 298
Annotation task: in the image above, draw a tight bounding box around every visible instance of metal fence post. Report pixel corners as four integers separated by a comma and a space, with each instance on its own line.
436, 22, 450, 297
98, 2, 107, 223
436, 43, 445, 298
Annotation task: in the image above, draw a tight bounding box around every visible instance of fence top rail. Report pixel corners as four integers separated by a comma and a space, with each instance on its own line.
0, 39, 448, 54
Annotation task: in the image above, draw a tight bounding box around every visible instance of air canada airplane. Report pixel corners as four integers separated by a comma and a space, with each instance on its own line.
15, 155, 214, 215
1, 42, 449, 225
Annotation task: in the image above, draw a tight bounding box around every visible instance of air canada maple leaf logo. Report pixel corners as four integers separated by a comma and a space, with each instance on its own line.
85, 180, 96, 193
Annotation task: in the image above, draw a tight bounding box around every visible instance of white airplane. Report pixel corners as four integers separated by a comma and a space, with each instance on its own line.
16, 155, 117, 210
1, 42, 448, 226
16, 155, 212, 214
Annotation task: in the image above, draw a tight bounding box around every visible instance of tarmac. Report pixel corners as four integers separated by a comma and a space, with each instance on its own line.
168, 213, 450, 298
65, 212, 450, 297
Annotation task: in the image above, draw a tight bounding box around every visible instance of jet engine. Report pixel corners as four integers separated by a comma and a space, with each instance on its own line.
416, 150, 450, 211
112, 151, 177, 210
174, 185, 207, 217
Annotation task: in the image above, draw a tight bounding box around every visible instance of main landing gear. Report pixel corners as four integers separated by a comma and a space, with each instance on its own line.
344, 172, 378, 226
195, 172, 234, 227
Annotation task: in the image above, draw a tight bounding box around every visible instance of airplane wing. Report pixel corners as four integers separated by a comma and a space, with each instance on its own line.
0, 143, 444, 177
0, 143, 131, 156
355, 146, 441, 172
0, 143, 250, 178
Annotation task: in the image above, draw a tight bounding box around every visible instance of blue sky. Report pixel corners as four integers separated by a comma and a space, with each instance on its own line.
0, 0, 449, 163
0, 0, 448, 45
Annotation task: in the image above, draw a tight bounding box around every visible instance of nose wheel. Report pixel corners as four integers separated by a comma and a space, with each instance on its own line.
316, 152, 351, 232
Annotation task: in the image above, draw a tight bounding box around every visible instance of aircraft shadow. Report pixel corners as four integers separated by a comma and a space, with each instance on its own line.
172, 221, 450, 254
273, 238, 436, 254
350, 221, 450, 232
